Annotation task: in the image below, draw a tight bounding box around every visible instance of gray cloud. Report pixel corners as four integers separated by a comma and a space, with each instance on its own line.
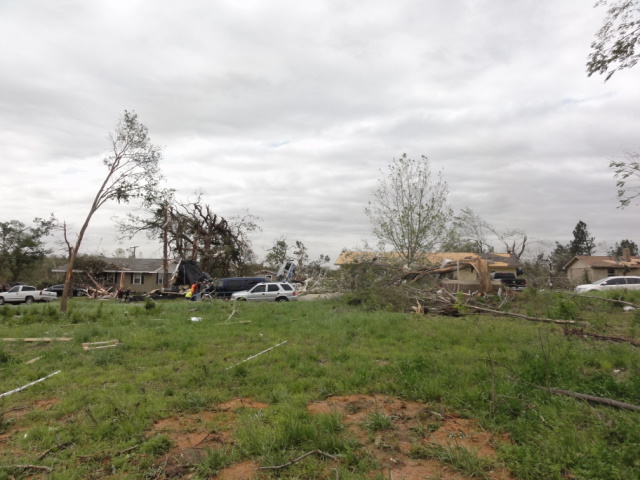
1, 0, 639, 265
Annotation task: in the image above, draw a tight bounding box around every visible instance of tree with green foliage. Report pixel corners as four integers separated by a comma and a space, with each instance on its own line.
610, 150, 640, 207
365, 154, 452, 266
264, 236, 290, 270
569, 220, 596, 256
608, 239, 638, 256
61, 111, 164, 312
587, 0, 640, 81
0, 216, 56, 282
550, 220, 597, 272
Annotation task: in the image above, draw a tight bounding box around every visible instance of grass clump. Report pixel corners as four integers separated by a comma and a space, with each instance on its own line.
409, 440, 494, 479
362, 411, 392, 433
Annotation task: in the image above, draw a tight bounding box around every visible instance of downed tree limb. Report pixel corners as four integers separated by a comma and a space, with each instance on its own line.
464, 304, 589, 326
225, 341, 288, 371
545, 387, 640, 413
223, 304, 237, 323
0, 371, 61, 399
38, 441, 73, 460
0, 464, 53, 473
507, 374, 640, 413
564, 328, 640, 347
569, 291, 640, 309
258, 449, 340, 471
2, 337, 72, 342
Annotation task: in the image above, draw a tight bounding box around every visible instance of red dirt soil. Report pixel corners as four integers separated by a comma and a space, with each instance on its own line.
147, 395, 514, 480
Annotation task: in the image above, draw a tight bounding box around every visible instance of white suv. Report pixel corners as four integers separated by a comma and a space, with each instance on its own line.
575, 276, 640, 293
231, 282, 298, 302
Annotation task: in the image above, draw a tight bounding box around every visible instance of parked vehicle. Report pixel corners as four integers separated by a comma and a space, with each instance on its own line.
231, 282, 297, 302
44, 284, 88, 297
490, 272, 527, 291
0, 285, 57, 305
203, 277, 267, 299
575, 276, 640, 293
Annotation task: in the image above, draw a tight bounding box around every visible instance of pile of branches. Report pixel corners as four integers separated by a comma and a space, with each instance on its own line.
405, 286, 588, 326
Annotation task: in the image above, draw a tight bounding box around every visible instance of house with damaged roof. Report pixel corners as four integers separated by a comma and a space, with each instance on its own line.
335, 251, 524, 291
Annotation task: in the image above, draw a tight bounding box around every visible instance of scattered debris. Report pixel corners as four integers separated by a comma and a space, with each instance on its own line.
215, 321, 251, 325
0, 371, 61, 399
25, 357, 42, 364
225, 341, 288, 371
82, 340, 120, 351
190, 317, 202, 322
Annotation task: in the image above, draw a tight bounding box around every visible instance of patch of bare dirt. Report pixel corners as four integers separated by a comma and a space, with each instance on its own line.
145, 395, 514, 480
307, 395, 514, 480
0, 396, 514, 479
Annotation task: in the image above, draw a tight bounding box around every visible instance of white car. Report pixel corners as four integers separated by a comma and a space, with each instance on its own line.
231, 282, 298, 302
575, 276, 640, 293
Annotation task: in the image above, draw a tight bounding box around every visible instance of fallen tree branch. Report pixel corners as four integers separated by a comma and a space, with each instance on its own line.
464, 304, 589, 326
564, 328, 640, 347
225, 341, 288, 371
38, 441, 73, 460
2, 338, 72, 342
546, 387, 640, 413
0, 464, 53, 473
258, 449, 339, 471
508, 374, 640, 413
568, 292, 640, 309
224, 305, 237, 323
0, 371, 61, 399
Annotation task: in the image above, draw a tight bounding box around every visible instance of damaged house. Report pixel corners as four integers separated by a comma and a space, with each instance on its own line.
52, 258, 209, 294
335, 251, 524, 292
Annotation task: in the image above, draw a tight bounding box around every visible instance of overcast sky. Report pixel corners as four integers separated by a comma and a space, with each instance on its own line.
1, 0, 639, 265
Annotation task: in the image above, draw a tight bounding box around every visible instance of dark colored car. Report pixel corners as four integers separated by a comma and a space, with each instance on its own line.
202, 277, 267, 299
44, 284, 88, 297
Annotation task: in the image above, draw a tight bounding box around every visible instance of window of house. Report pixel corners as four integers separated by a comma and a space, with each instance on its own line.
132, 273, 143, 285
156, 273, 164, 285
106, 273, 116, 284
607, 269, 615, 276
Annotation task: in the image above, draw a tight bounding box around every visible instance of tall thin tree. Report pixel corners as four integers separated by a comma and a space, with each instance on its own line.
61, 111, 164, 312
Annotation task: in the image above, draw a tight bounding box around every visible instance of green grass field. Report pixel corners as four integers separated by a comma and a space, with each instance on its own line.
1, 291, 639, 479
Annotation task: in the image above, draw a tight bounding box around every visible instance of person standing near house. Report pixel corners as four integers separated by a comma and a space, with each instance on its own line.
117, 288, 124, 303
